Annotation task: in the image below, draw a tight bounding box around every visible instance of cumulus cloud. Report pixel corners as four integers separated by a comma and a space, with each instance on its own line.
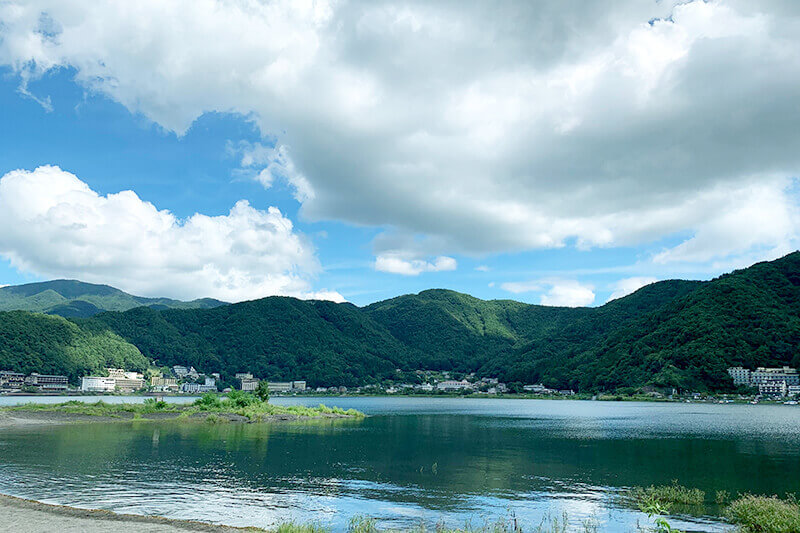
500, 278, 595, 307
1, 1, 799, 266
374, 253, 456, 276
0, 166, 343, 302
608, 277, 659, 302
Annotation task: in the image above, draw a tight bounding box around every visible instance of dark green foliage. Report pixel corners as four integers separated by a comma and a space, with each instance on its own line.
0, 311, 148, 382
0, 279, 227, 317
1, 252, 799, 391
256, 380, 271, 402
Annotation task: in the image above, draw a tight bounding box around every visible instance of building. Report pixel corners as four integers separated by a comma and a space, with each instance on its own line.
26, 373, 69, 391
751, 367, 799, 386
788, 385, 800, 397
150, 376, 178, 392
172, 366, 189, 378
523, 384, 551, 394
0, 371, 25, 389
759, 380, 788, 397
267, 381, 292, 392
236, 372, 253, 380
240, 377, 260, 391
727, 367, 751, 386
437, 380, 472, 391
81, 376, 116, 392
107, 368, 145, 392
292, 380, 306, 391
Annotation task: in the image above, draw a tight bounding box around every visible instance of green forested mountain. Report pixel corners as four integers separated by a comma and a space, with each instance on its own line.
0, 311, 148, 381
1, 253, 799, 391
0, 280, 227, 317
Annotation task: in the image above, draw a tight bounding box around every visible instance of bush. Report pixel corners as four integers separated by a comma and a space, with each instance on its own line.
142, 398, 168, 411
726, 495, 800, 533
194, 393, 222, 410
226, 390, 258, 408
255, 380, 271, 403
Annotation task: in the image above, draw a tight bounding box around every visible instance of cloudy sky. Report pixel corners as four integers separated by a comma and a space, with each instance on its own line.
0, 0, 798, 306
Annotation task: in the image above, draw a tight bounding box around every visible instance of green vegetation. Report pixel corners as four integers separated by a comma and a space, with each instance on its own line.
0, 311, 148, 382
1, 252, 799, 391
726, 495, 800, 533
631, 482, 705, 506
2, 393, 364, 422
0, 279, 226, 317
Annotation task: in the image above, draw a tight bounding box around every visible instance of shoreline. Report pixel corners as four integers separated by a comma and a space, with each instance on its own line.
0, 492, 256, 532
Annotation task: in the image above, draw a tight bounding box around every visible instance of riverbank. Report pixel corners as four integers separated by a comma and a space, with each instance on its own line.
0, 493, 254, 532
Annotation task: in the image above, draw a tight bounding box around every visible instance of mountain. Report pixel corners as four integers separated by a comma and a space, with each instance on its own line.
0, 311, 148, 382
1, 253, 798, 391
0, 280, 228, 317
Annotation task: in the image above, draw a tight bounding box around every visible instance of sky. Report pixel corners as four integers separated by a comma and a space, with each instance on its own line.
0, 0, 798, 307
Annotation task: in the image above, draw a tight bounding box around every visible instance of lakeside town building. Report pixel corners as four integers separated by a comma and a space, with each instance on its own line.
24, 373, 69, 391
107, 368, 145, 392
0, 371, 26, 389
728, 366, 800, 397
81, 376, 116, 392
437, 380, 472, 391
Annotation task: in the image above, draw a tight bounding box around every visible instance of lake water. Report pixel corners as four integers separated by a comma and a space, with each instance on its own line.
1, 396, 799, 532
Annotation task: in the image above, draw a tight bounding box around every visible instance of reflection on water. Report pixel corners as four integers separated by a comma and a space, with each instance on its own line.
1, 398, 799, 532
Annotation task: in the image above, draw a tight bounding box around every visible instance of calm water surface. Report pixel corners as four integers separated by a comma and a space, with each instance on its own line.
1, 396, 799, 532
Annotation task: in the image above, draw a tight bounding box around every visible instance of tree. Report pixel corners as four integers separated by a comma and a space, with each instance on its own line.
255, 380, 270, 403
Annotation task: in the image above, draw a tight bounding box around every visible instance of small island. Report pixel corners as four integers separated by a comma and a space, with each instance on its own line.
0, 389, 364, 429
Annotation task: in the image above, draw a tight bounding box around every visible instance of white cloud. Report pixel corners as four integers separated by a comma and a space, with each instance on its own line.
608, 277, 659, 302
540, 281, 595, 308
0, 165, 342, 302
1, 1, 799, 266
500, 278, 596, 307
374, 253, 456, 276
475, 265, 491, 272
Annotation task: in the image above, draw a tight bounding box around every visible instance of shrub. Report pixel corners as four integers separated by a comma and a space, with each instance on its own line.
226, 390, 258, 408
255, 380, 271, 403
194, 393, 222, 410
726, 495, 800, 533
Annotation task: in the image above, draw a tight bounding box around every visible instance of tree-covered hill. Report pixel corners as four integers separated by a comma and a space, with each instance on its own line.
0, 280, 227, 317
0, 311, 148, 382
1, 252, 798, 391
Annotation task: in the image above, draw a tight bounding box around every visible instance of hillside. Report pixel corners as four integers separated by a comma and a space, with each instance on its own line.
1, 253, 798, 391
0, 280, 227, 317
0, 311, 148, 382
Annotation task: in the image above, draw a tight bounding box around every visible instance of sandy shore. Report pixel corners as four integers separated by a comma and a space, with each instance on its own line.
0, 409, 355, 429
0, 493, 260, 532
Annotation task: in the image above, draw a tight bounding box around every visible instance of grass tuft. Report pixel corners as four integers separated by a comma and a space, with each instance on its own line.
725, 495, 800, 533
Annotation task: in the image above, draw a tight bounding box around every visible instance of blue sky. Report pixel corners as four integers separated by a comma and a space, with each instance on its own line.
0, 1, 798, 306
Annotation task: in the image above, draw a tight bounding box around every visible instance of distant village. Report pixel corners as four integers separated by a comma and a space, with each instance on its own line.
1, 365, 799, 402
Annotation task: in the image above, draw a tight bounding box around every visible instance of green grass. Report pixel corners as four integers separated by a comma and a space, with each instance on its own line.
1, 392, 365, 422
725, 495, 800, 533
630, 482, 705, 506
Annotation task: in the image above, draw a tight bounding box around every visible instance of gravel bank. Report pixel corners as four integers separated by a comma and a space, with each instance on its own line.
0, 493, 259, 532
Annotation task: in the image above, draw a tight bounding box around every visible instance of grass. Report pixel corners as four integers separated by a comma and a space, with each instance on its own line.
1, 392, 365, 422
630, 482, 705, 506
725, 495, 800, 533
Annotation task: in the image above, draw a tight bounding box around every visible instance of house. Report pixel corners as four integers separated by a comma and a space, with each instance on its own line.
727, 367, 751, 386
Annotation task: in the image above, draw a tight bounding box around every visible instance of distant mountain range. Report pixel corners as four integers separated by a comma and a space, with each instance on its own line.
0, 280, 227, 317
1, 252, 799, 392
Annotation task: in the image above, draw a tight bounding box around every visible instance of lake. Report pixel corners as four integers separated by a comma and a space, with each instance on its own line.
1, 396, 798, 532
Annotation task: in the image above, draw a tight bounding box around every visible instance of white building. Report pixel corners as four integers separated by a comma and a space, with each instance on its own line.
437, 380, 472, 391
727, 367, 751, 386
81, 376, 116, 392
107, 368, 145, 392
241, 377, 259, 391
759, 380, 788, 397
751, 367, 799, 386
292, 380, 307, 391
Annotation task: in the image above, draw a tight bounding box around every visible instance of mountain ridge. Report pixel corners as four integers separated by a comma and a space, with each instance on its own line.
0, 252, 798, 391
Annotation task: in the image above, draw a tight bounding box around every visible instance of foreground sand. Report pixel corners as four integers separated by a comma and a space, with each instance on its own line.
0, 493, 258, 532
